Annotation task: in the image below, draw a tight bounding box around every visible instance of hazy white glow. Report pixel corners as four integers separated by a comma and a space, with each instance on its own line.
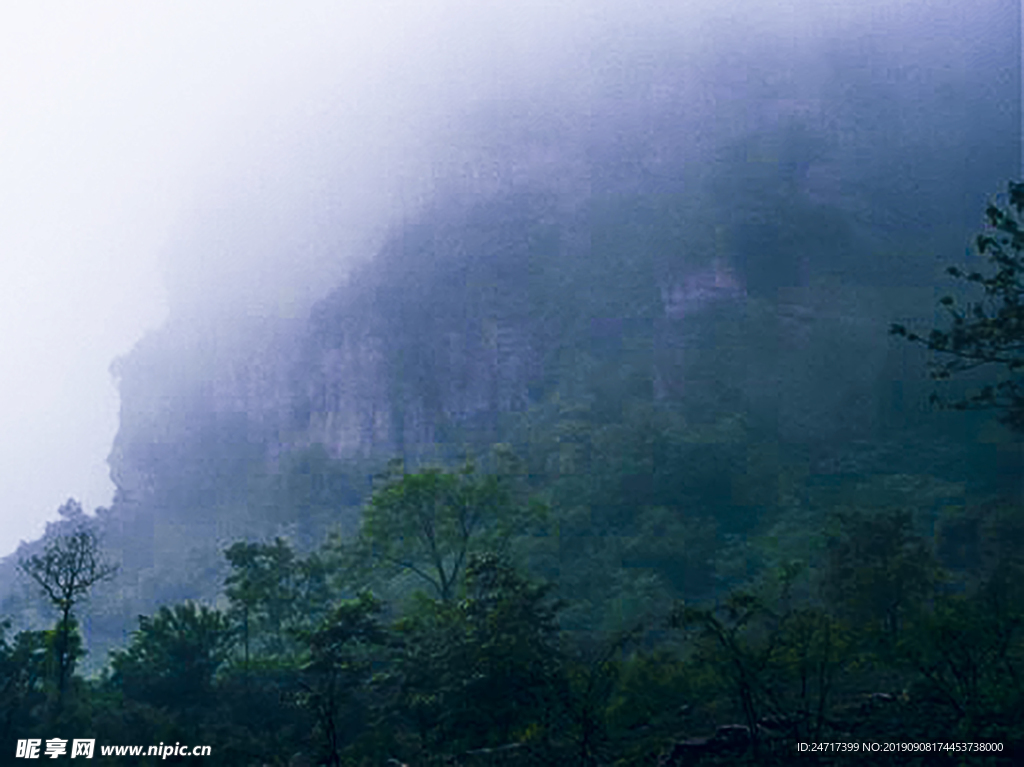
0, 2, 422, 556
0, 0, 606, 557
0, 0, 975, 557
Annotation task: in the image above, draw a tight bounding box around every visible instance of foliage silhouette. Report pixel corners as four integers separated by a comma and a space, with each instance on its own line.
892, 180, 1024, 432
18, 500, 117, 716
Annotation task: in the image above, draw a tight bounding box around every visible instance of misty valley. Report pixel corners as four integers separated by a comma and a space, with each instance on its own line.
1, 3, 1023, 765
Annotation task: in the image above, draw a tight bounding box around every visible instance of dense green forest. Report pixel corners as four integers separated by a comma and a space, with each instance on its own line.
2, 182, 1023, 764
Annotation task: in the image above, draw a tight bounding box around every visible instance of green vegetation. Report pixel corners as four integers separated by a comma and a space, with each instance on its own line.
3, 452, 1021, 764
3, 147, 1023, 762
337, 458, 543, 604
892, 181, 1024, 432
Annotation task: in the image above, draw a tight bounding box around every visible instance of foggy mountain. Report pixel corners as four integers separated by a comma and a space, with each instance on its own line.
1, 2, 1021, 751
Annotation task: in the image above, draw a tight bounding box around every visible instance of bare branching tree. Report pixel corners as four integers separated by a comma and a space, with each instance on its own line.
19, 500, 118, 713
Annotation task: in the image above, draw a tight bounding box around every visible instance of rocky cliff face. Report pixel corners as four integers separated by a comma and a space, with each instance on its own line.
103, 32, 1014, 526
107, 199, 754, 513
108, 316, 307, 506
298, 311, 539, 457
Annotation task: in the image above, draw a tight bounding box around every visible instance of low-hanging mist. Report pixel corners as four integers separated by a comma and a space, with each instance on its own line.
2, 0, 1021, 702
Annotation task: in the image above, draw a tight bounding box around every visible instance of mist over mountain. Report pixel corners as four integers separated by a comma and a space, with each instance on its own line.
1, 2, 1021, 747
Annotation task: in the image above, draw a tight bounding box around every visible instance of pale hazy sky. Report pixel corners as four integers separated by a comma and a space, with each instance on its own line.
0, 1, 445, 557
0, 0, 611, 557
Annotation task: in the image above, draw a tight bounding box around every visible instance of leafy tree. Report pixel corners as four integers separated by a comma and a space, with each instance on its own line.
669, 579, 852, 760
0, 622, 49, 743
766, 606, 848, 741
224, 538, 328, 666
393, 554, 566, 759
213, 662, 313, 767
453, 554, 565, 746
110, 602, 232, 712
603, 649, 695, 763
18, 500, 117, 714
671, 593, 775, 761
295, 591, 390, 767
918, 504, 1024, 745
822, 508, 937, 646
902, 592, 1023, 741
891, 180, 1024, 432
390, 596, 465, 754
349, 458, 542, 603
558, 623, 648, 767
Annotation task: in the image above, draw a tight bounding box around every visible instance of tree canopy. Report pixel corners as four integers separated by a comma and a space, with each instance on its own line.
347, 458, 543, 603
892, 180, 1024, 432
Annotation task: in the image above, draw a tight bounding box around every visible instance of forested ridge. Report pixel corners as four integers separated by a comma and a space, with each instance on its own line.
2, 6, 1023, 764
3, 179, 1022, 762
3, 421, 1023, 765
